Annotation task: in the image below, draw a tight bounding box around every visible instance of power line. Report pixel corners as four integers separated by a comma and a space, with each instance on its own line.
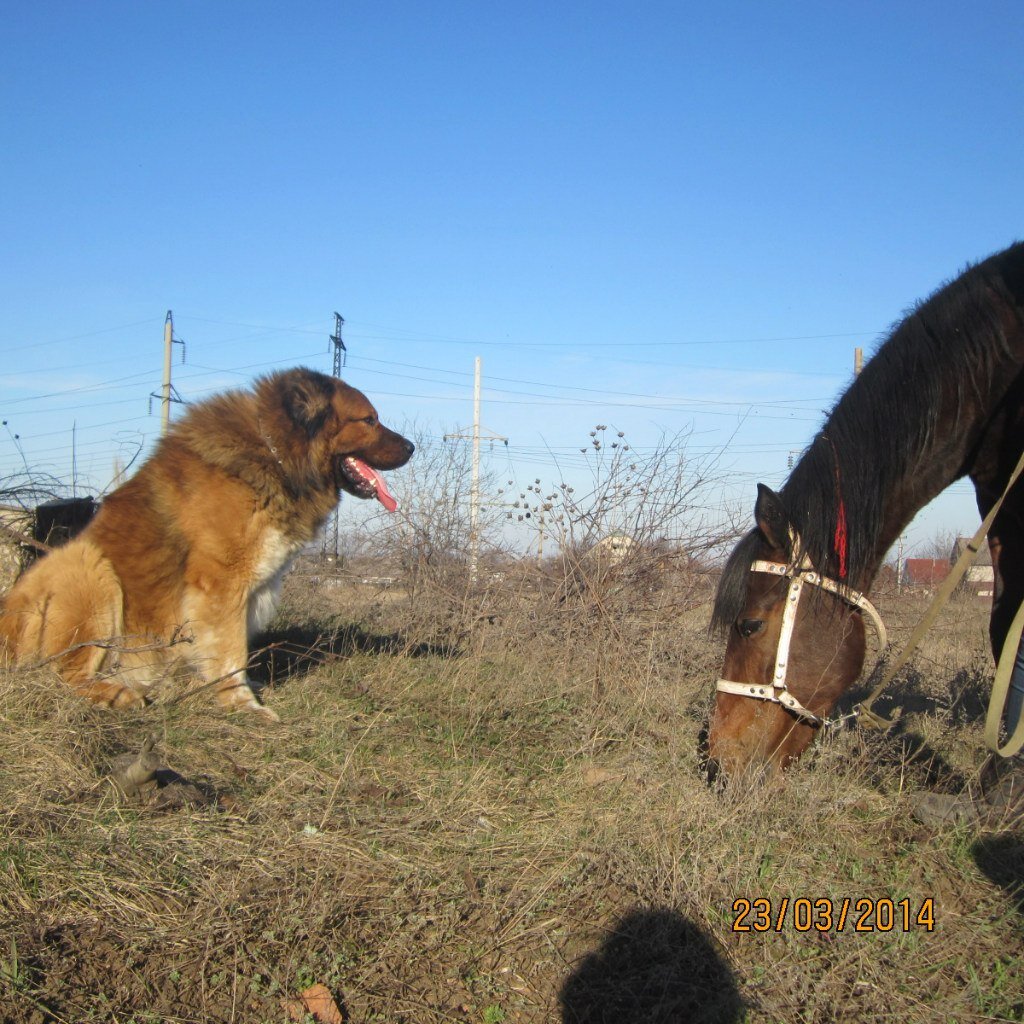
344, 317, 880, 349
168, 312, 881, 350
8, 415, 153, 440
0, 312, 882, 504
345, 356, 830, 409
5, 365, 826, 420
1, 368, 158, 407
166, 350, 327, 384
341, 385, 825, 421
1, 349, 329, 419
1, 320, 282, 381
1, 315, 862, 413
1, 317, 162, 355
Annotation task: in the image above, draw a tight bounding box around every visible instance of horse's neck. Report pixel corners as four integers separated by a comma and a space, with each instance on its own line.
870, 481, 956, 586
858, 337, 1024, 592
863, 410, 1007, 592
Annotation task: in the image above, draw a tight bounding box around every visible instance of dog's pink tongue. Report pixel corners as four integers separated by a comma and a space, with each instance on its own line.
353, 458, 398, 512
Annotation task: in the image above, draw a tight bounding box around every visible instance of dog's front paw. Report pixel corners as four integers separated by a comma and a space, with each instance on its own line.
220, 691, 281, 722
216, 677, 281, 722
246, 700, 280, 723
77, 679, 148, 710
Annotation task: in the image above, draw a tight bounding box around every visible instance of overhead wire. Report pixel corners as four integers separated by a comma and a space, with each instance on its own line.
171, 311, 880, 351
4, 307, 856, 415
2, 351, 329, 419
344, 353, 831, 408
343, 384, 823, 421
1, 317, 162, 355
344, 318, 879, 349
5, 313, 973, 520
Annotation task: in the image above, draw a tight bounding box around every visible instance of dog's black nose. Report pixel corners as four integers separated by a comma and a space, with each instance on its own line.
404, 439, 415, 457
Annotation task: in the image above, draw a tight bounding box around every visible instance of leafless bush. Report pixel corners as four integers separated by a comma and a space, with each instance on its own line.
337, 427, 512, 636
0, 465, 78, 588
510, 425, 729, 617
1, 469, 68, 510
310, 422, 737, 696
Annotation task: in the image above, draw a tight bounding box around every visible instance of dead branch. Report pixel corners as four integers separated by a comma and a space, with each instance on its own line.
30, 627, 194, 670
0, 519, 51, 554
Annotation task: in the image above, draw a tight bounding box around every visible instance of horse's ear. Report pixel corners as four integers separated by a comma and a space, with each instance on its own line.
754, 483, 792, 555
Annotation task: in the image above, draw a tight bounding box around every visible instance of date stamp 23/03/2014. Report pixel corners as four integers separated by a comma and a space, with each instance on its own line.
731, 897, 935, 933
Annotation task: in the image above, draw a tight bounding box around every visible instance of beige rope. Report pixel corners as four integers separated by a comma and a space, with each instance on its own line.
986, 597, 1024, 757
858, 447, 1024, 735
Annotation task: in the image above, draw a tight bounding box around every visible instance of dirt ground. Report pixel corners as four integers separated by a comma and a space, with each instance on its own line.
1, 575, 1022, 1023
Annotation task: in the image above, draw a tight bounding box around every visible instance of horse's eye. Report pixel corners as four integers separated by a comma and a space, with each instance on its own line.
737, 618, 764, 639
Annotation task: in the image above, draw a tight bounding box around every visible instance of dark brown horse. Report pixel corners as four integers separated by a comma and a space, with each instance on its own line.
708, 241, 1024, 778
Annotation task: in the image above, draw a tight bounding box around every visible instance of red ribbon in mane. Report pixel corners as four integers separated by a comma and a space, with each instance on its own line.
824, 434, 848, 579
833, 497, 848, 579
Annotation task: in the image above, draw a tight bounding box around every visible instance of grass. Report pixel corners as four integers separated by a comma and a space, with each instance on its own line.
0, 572, 1022, 1022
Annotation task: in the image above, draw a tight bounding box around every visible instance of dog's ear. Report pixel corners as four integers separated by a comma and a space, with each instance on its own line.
281, 370, 335, 437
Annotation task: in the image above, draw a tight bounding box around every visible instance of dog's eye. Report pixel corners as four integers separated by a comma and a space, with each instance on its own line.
362, 415, 377, 426
737, 618, 764, 639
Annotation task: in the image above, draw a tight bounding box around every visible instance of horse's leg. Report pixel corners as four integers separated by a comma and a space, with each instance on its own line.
912, 476, 1024, 827
968, 459, 1024, 659
912, 388, 1024, 828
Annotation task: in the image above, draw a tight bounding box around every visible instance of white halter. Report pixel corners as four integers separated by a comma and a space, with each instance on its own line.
715, 556, 888, 728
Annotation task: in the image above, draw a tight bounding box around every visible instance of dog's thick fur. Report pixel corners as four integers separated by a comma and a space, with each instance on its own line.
0, 368, 413, 718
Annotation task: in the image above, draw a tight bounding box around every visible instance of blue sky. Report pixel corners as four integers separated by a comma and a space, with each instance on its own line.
2, 1, 1023, 557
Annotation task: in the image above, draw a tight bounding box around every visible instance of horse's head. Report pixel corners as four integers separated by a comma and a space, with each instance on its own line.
707, 484, 871, 780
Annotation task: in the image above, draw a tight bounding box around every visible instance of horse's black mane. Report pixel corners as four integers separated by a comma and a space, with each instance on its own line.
712, 241, 1024, 634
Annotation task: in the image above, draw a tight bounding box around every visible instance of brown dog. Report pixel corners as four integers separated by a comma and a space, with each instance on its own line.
0, 368, 413, 718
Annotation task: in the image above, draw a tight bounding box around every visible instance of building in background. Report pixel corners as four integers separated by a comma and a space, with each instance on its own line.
903, 558, 950, 590
950, 536, 995, 598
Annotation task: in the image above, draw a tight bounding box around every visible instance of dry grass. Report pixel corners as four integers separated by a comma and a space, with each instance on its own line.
1, 573, 1023, 1023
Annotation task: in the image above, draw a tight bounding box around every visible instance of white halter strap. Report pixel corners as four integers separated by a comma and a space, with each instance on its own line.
715, 558, 887, 728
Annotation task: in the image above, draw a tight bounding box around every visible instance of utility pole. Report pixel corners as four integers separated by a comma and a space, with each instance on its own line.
153, 311, 185, 433
444, 356, 507, 586
328, 312, 346, 563
330, 312, 346, 376
470, 356, 481, 582
162, 312, 174, 432
854, 347, 864, 377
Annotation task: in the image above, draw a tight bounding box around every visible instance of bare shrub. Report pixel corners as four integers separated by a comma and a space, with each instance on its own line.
337, 426, 511, 639
307, 423, 730, 706
467, 427, 730, 698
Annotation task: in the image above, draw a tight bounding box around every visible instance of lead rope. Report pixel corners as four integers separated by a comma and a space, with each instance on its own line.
858, 446, 1024, 734
986, 600, 1024, 757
